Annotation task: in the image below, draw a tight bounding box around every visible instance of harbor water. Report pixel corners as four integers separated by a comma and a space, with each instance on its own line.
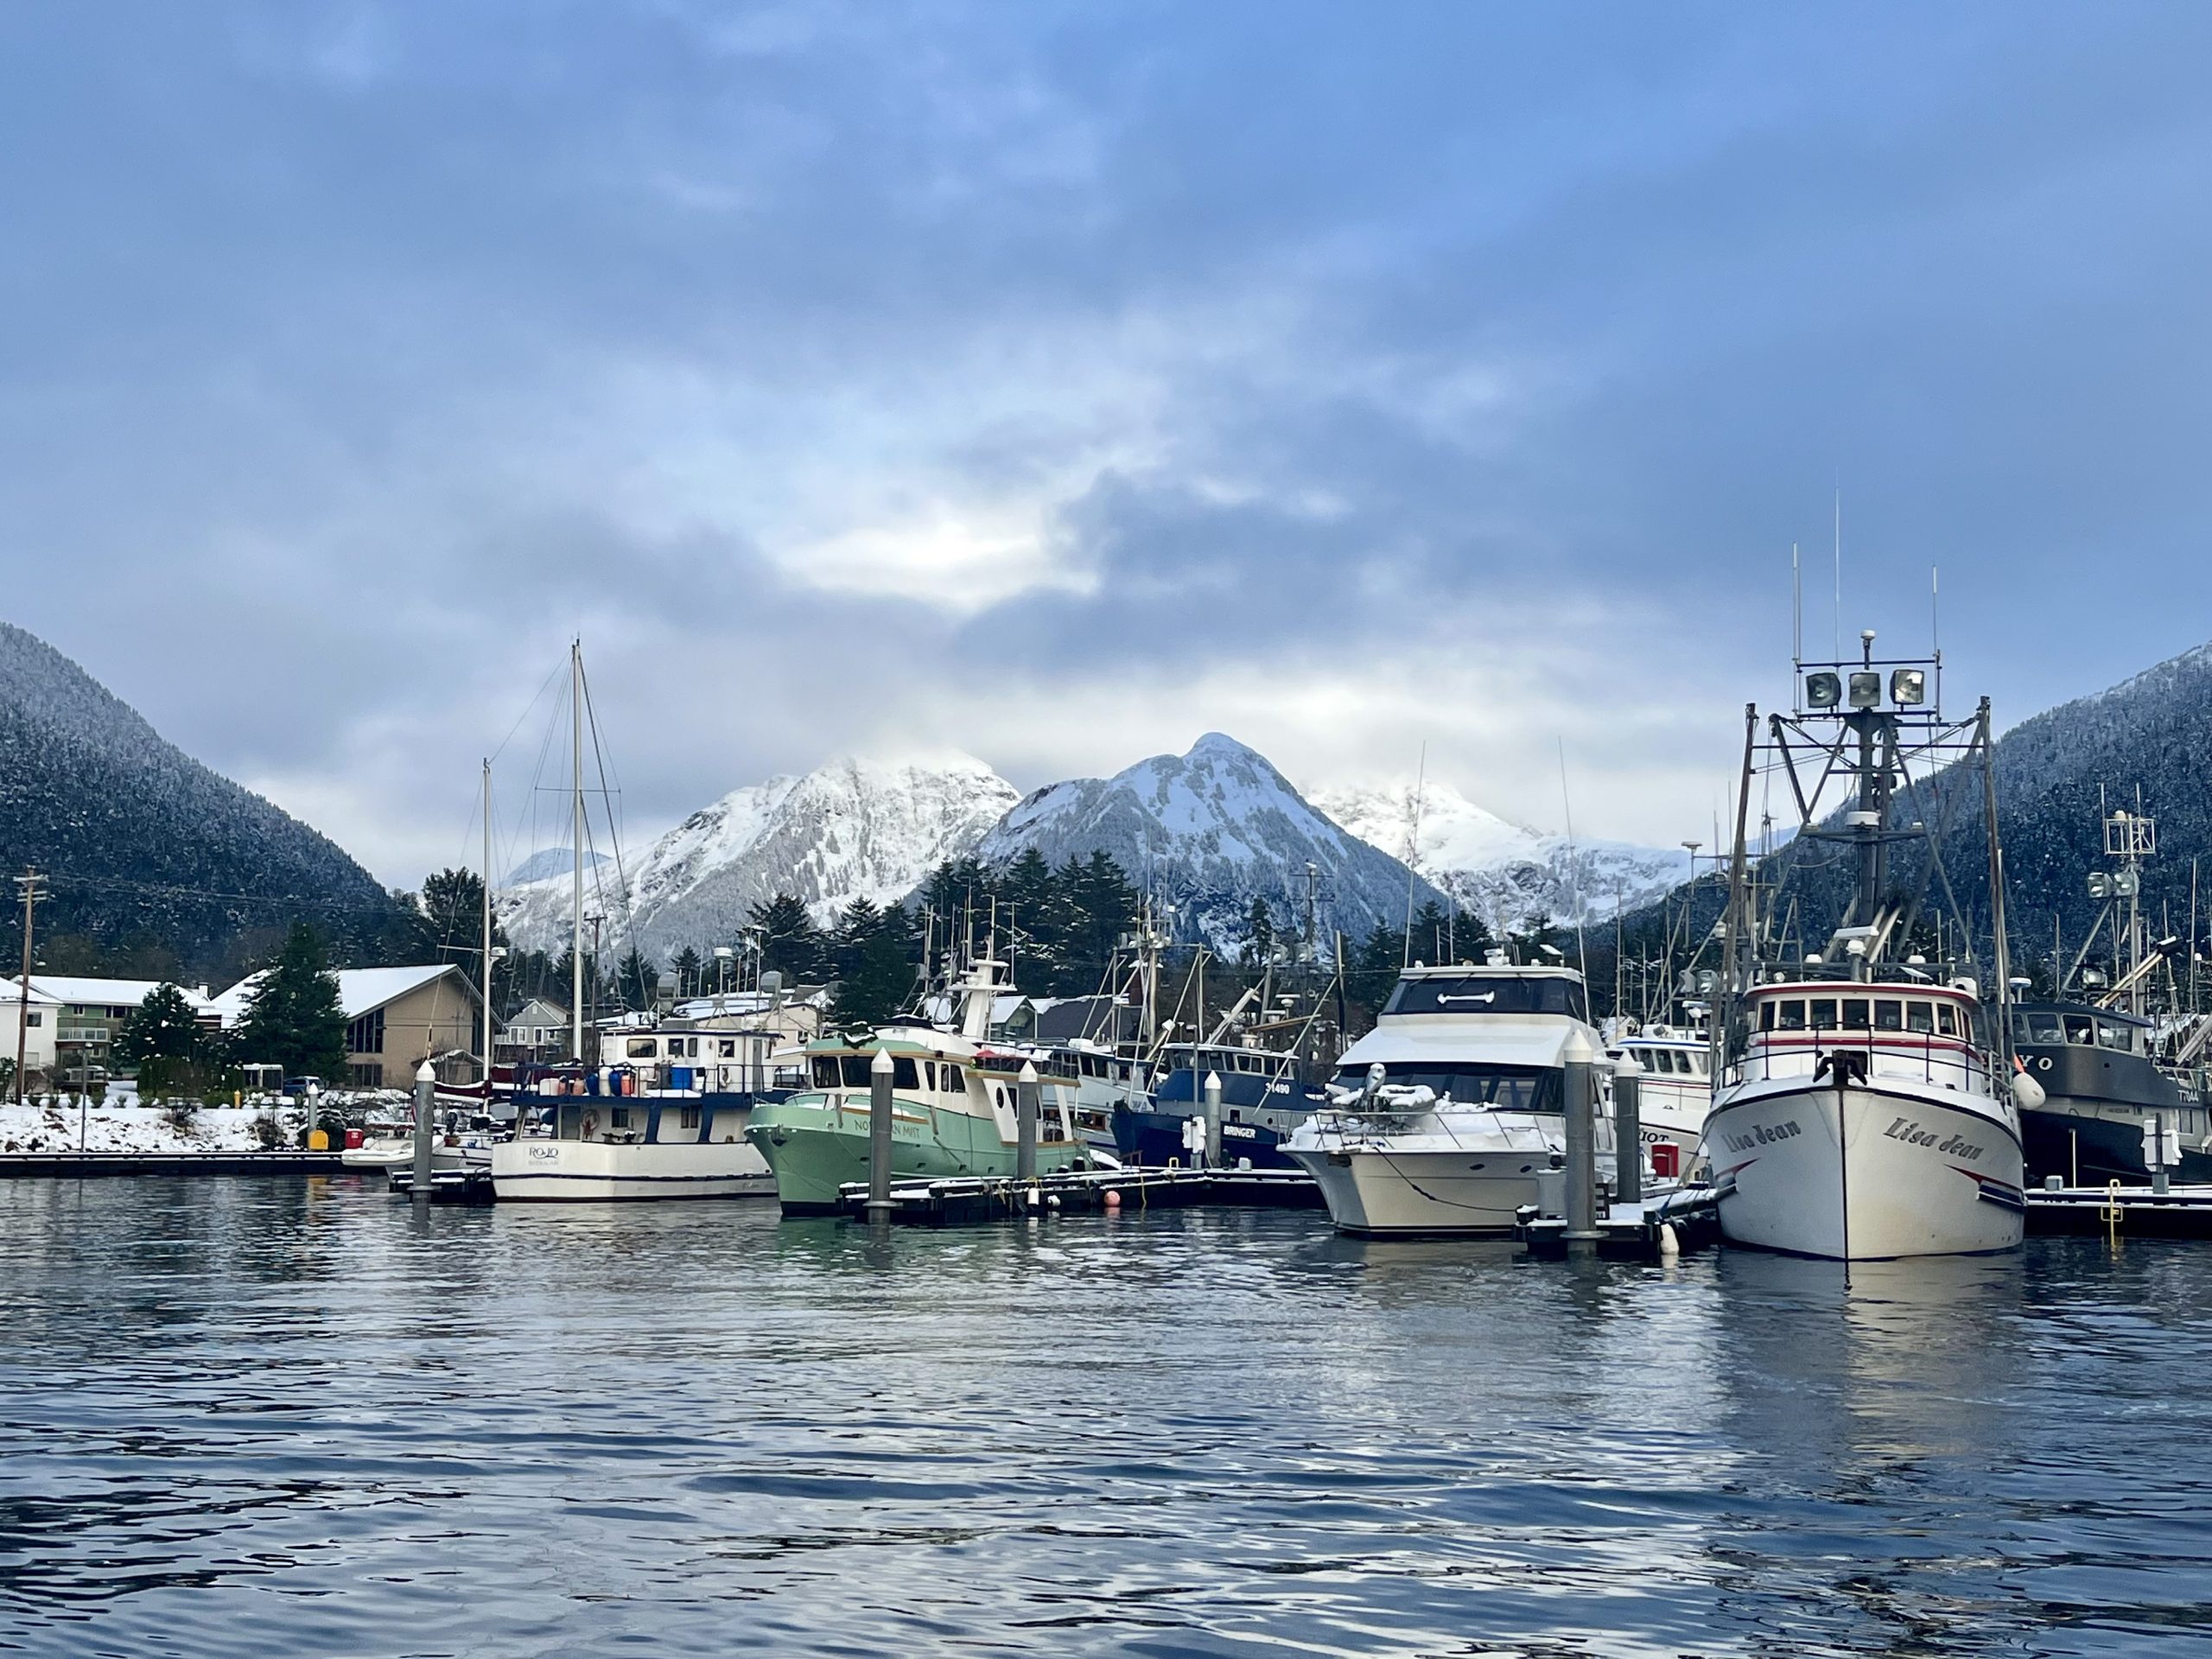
3, 1180, 2209, 1656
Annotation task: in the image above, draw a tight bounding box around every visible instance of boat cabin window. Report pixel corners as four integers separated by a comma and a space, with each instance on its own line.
1841, 999, 1870, 1030
1763, 999, 1806, 1031
718, 1039, 736, 1058
2097, 1021, 2139, 1054
1937, 1005, 1960, 1037
810, 1056, 837, 1089
679, 1106, 701, 1130
610, 1106, 631, 1129
1906, 1002, 1935, 1033
1809, 999, 1839, 1030
2014, 1011, 2066, 1045
1329, 1061, 1561, 1113
2063, 1014, 2094, 1046
1382, 975, 1590, 1022
1873, 999, 1904, 1031
893, 1057, 920, 1089
626, 1037, 657, 1059
941, 1065, 964, 1094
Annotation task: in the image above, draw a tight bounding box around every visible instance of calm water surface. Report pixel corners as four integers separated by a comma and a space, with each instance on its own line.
1, 1179, 2209, 1656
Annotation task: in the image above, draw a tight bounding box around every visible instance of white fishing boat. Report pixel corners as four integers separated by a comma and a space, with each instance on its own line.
1284, 963, 1618, 1236
1698, 626, 2030, 1260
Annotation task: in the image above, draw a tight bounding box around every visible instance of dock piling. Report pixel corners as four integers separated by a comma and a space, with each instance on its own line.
1016, 1060, 1039, 1182
1560, 1029, 1600, 1255
411, 1062, 435, 1203
1203, 1071, 1224, 1167
867, 1047, 893, 1224
1612, 1053, 1643, 1207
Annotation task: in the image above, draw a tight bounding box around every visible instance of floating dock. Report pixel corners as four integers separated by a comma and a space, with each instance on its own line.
2024, 1182, 2212, 1240
1516, 1186, 1726, 1262
834, 1165, 1323, 1225
0, 1150, 349, 1178
386, 1166, 498, 1205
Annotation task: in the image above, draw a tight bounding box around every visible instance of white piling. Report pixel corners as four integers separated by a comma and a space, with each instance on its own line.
1203, 1071, 1224, 1167
1560, 1028, 1600, 1255
868, 1047, 894, 1224
1016, 1060, 1039, 1182
412, 1061, 436, 1198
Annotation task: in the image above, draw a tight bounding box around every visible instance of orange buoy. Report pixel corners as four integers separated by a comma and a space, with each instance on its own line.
1103, 1189, 1122, 1211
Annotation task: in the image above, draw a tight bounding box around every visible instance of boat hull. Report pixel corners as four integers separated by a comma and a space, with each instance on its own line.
2019, 1100, 2212, 1187
747, 1097, 1093, 1215
1283, 1142, 1562, 1237
1701, 1080, 2023, 1260
1112, 1103, 1300, 1169
489, 1137, 775, 1201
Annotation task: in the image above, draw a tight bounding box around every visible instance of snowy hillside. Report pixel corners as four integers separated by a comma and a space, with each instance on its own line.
499, 754, 1020, 958
1313, 778, 1684, 937
978, 734, 1446, 949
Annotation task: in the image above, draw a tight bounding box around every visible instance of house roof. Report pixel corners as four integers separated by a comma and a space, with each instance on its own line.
28, 977, 211, 1011
210, 964, 478, 1027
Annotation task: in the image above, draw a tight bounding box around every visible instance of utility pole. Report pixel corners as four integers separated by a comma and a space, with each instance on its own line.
15, 869, 44, 1103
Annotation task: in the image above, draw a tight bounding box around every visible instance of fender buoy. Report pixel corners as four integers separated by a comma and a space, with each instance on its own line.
582, 1112, 600, 1139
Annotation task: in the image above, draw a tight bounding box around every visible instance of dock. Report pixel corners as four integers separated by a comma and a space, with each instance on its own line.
0, 1150, 349, 1178
2024, 1182, 2212, 1240
387, 1166, 499, 1205
833, 1164, 1323, 1225
1516, 1186, 1726, 1262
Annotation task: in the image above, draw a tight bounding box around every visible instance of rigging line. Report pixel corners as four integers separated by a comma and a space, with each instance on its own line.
488, 658, 567, 769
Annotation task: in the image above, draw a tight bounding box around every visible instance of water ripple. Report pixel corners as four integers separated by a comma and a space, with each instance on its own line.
0, 1180, 2208, 1656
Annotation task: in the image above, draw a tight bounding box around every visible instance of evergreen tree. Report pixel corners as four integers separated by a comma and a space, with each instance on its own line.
750, 893, 825, 982
1241, 896, 1277, 969
1351, 920, 1405, 1018
830, 903, 913, 1027
418, 868, 503, 969
113, 982, 234, 1099
617, 946, 658, 1009
671, 945, 702, 998
234, 924, 348, 1082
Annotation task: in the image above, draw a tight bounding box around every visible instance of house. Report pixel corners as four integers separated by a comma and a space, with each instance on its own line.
24, 977, 217, 1093
0, 983, 62, 1088
212, 964, 484, 1090
495, 997, 572, 1066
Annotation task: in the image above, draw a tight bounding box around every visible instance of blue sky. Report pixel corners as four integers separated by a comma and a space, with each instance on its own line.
5, 3, 2210, 881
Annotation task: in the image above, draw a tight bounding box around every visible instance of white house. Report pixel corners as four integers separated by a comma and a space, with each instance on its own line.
1, 984, 62, 1085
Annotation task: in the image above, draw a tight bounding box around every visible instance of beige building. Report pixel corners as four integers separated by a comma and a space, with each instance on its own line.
213, 964, 484, 1090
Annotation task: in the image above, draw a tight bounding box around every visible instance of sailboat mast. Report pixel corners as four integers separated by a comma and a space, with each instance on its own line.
482, 757, 494, 1091
570, 639, 585, 1063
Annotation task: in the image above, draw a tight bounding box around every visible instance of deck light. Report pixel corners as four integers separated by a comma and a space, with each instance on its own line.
1848, 671, 1882, 709
1890, 667, 1926, 706
1805, 671, 1841, 708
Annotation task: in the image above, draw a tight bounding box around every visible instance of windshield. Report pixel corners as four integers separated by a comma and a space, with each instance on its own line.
1382, 976, 1589, 1022
1330, 1061, 1561, 1113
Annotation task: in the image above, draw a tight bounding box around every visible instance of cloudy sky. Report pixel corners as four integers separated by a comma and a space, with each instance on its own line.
6, 3, 2211, 885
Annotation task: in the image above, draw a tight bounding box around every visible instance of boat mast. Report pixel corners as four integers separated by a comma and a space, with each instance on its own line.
570, 639, 585, 1064
482, 756, 494, 1092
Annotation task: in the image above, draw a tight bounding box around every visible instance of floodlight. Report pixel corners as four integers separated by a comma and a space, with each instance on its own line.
1848, 671, 1882, 709
1805, 671, 1841, 709
1890, 668, 1926, 706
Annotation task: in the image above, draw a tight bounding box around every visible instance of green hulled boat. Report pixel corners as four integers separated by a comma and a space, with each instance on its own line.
747, 963, 1096, 1214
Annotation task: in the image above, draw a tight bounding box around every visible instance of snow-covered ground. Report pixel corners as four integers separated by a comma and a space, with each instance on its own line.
0, 1090, 415, 1154
0, 1100, 307, 1154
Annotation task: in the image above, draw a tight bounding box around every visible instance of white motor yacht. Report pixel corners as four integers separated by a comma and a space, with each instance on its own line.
1284, 963, 1618, 1236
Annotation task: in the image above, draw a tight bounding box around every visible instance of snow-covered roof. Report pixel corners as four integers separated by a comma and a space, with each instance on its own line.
29, 977, 211, 1011
209, 964, 475, 1027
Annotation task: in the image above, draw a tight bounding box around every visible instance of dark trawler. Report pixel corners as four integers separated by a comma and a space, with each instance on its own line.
2012, 800, 2212, 1186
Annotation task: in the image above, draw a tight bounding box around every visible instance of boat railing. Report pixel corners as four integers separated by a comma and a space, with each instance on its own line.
1726, 1033, 1991, 1096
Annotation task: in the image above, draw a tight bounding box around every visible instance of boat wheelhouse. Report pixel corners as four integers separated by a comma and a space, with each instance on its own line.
2011, 1000, 2211, 1185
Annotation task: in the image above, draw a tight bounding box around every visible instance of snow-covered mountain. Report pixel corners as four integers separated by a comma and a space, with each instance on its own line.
1312, 778, 1685, 938
504, 848, 607, 886
977, 733, 1446, 949
499, 754, 1020, 959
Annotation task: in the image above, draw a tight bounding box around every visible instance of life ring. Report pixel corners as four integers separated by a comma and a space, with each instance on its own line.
582, 1111, 600, 1139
